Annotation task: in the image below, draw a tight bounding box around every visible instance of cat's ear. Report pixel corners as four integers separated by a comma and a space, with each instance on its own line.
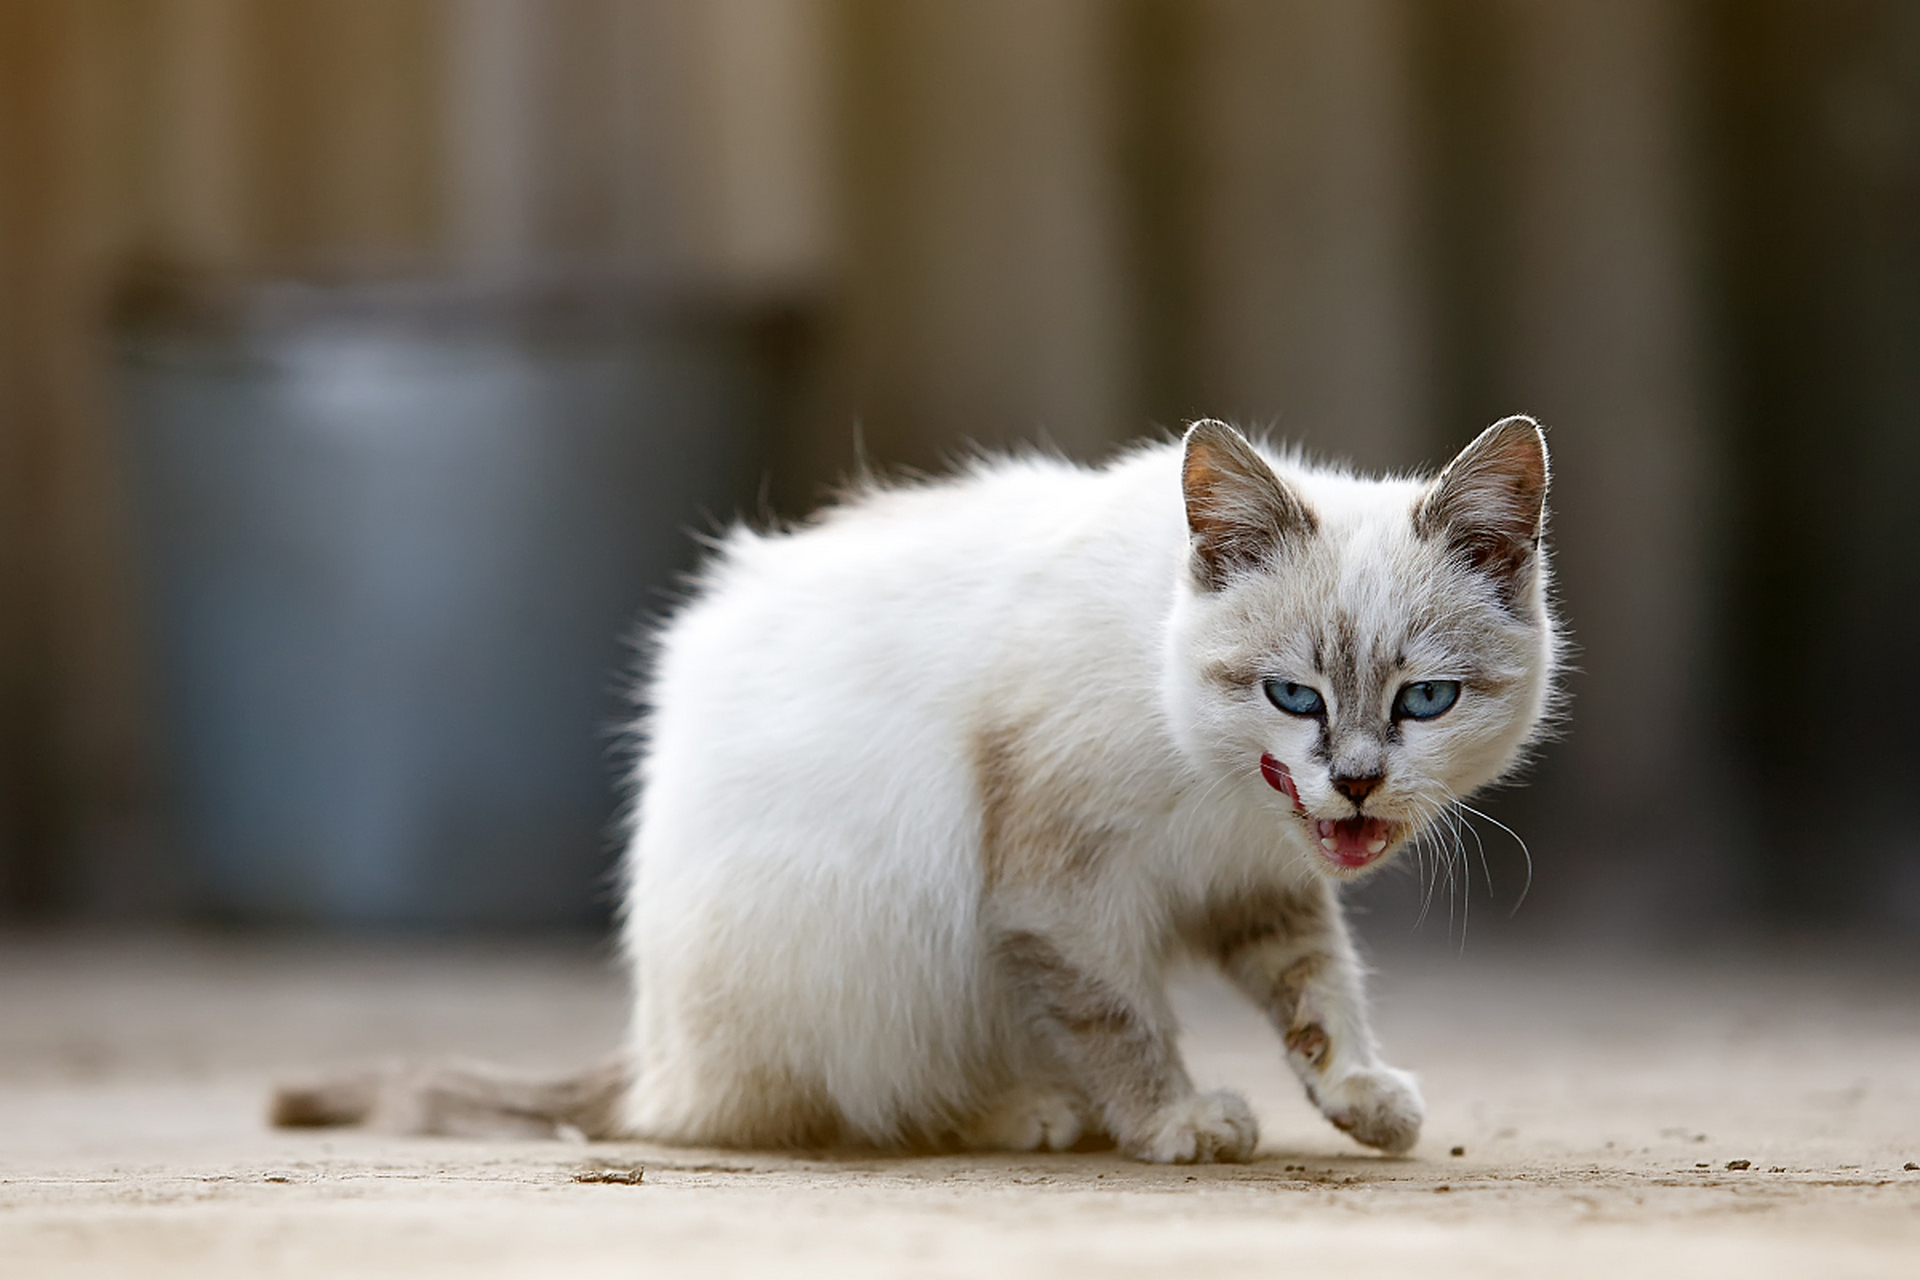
1181, 419, 1317, 592
1416, 415, 1550, 604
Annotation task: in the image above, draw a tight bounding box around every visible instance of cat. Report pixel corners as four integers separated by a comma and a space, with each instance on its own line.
273, 416, 1560, 1164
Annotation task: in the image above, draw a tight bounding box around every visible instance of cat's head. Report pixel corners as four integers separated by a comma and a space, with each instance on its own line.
1164, 417, 1561, 879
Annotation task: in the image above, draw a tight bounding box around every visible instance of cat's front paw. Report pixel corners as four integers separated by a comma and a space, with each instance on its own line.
1315, 1064, 1423, 1154
1131, 1089, 1259, 1164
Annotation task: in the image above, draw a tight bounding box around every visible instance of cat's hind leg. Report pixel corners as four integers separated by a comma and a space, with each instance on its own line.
995, 930, 1258, 1164
957, 1082, 1091, 1152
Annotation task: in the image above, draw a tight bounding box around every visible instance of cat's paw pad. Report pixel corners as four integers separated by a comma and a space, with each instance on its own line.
1133, 1090, 1259, 1164
961, 1088, 1086, 1152
1317, 1064, 1423, 1154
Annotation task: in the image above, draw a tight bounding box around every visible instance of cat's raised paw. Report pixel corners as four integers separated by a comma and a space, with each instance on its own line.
1316, 1065, 1424, 1154
1133, 1090, 1258, 1164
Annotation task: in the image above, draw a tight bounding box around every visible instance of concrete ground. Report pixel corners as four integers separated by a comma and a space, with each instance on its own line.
2, 929, 1917, 1278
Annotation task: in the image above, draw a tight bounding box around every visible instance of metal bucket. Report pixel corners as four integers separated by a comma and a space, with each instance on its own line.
117, 277, 768, 927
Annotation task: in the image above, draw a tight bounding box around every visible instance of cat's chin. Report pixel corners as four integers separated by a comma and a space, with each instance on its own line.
1304, 815, 1400, 873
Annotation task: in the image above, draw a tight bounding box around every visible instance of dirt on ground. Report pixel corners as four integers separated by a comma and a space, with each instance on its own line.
1, 929, 1917, 1279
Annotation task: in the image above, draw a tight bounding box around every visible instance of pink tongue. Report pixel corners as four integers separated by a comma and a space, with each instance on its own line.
1258, 754, 1306, 815
1313, 816, 1394, 867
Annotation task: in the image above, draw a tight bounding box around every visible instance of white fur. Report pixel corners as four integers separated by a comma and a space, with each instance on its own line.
618, 424, 1558, 1158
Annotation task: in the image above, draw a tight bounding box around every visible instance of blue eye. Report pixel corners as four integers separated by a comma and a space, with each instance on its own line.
1263, 679, 1326, 717
1393, 680, 1461, 720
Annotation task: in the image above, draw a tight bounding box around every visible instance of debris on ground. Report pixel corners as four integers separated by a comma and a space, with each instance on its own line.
573, 1165, 645, 1186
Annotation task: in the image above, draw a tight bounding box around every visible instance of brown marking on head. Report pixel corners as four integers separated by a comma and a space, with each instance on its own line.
973, 722, 1117, 888
1414, 416, 1550, 608
1202, 657, 1263, 693
1181, 420, 1317, 592
1322, 611, 1363, 712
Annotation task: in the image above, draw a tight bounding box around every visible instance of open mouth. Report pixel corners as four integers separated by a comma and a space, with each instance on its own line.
1310, 817, 1398, 870
1258, 754, 1399, 871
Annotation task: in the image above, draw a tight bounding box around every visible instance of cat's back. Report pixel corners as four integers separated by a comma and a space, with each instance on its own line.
727, 447, 1173, 595
634, 446, 1183, 893
656, 446, 1181, 702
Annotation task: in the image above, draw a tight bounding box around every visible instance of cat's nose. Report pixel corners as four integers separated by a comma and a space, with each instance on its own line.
1331, 773, 1384, 805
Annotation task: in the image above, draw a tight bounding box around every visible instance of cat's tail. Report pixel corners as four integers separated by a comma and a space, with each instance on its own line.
270, 1057, 629, 1141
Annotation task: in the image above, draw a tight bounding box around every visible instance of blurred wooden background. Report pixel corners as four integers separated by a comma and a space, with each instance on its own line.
1, 0, 1916, 933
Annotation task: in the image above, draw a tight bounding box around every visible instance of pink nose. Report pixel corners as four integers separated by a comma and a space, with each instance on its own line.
1332, 773, 1383, 804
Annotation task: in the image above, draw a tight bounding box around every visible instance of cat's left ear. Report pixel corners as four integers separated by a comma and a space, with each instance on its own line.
1181, 419, 1317, 592
1415, 415, 1550, 605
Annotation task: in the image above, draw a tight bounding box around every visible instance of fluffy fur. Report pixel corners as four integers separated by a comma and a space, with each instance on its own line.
615, 417, 1557, 1160
274, 417, 1559, 1164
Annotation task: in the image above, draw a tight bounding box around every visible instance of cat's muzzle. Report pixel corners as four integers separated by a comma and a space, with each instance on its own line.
1309, 815, 1398, 870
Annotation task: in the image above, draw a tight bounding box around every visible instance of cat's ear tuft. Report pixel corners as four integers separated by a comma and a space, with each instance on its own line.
1416, 415, 1550, 605
1181, 419, 1317, 592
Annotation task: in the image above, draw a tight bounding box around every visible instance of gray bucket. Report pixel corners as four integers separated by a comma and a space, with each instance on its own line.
117, 277, 768, 927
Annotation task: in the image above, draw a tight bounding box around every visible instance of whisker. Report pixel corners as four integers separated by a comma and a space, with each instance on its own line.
1411, 827, 1440, 930
1438, 800, 1469, 950
1453, 799, 1535, 916
1448, 808, 1469, 952
1453, 802, 1493, 904
1404, 794, 1450, 931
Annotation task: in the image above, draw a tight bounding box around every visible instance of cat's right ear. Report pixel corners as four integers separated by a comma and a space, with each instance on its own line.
1415, 415, 1550, 605
1181, 420, 1317, 592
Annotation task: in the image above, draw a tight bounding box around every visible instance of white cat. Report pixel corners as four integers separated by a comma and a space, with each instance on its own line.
274, 417, 1559, 1164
